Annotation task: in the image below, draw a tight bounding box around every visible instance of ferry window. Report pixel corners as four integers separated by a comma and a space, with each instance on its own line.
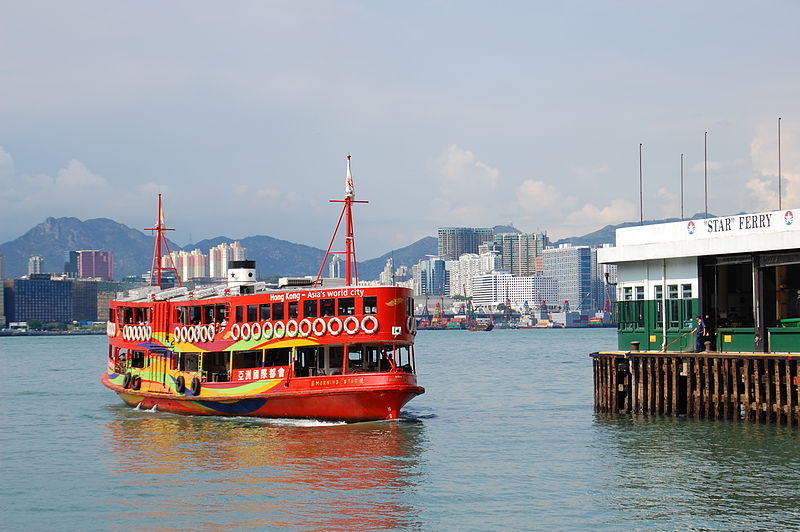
668, 285, 679, 299
682, 284, 692, 299
363, 296, 377, 315
247, 305, 258, 323
623, 287, 633, 301
407, 297, 413, 316
668, 300, 680, 328
179, 353, 200, 372
654, 286, 663, 327
190, 306, 202, 325
233, 350, 262, 369
176, 307, 186, 324
235, 306, 244, 323
289, 302, 298, 319
273, 303, 285, 321
682, 300, 694, 328
348, 345, 364, 370
203, 305, 215, 324
297, 346, 323, 376
329, 346, 343, 374
259, 304, 271, 321
338, 298, 355, 316
265, 348, 291, 367
130, 350, 145, 368
204, 352, 229, 381
635, 287, 644, 300
365, 345, 383, 371
303, 300, 318, 318
320, 298, 335, 317
216, 304, 229, 323
654, 285, 663, 300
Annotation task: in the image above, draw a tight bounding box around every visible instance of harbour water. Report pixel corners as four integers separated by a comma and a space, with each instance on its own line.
2, 329, 798, 530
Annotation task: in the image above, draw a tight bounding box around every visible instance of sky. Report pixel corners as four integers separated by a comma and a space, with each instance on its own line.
1, 1, 799, 259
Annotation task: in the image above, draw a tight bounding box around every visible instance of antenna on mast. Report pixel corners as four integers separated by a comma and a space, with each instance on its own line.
314, 155, 368, 287
145, 193, 182, 287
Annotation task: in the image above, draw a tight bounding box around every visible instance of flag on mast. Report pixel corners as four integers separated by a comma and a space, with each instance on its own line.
345, 154, 355, 199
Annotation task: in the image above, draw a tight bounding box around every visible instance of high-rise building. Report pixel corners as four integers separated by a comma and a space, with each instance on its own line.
209, 242, 247, 278
64, 251, 79, 278
542, 245, 596, 313
77, 250, 114, 281
167, 249, 208, 281
437, 227, 494, 261
412, 257, 448, 296
0, 253, 6, 279
447, 251, 502, 297
28, 255, 44, 276
8, 275, 73, 323
0, 280, 5, 326
72, 279, 98, 321
489, 232, 549, 276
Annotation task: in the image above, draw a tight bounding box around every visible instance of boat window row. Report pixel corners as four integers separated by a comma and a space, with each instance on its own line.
233, 296, 378, 324
113, 307, 151, 324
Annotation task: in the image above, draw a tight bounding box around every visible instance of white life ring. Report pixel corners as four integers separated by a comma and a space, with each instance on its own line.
190, 326, 200, 344
122, 326, 128, 340
199, 325, 209, 343
231, 323, 241, 341
146, 325, 153, 341
327, 317, 343, 336
262, 321, 273, 340
312, 318, 326, 337
206, 324, 216, 342
273, 321, 286, 339
173, 326, 181, 343
286, 320, 299, 337
298, 319, 312, 337
136, 325, 144, 341
362, 315, 379, 335
241, 322, 252, 341
251, 322, 262, 340
343, 316, 360, 335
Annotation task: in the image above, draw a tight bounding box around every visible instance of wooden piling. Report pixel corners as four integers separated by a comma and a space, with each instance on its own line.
591, 351, 800, 425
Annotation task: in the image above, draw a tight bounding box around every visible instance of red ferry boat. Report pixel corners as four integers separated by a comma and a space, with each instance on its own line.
101, 157, 424, 422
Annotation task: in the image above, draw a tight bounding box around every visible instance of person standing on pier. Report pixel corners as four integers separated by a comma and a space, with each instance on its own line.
693, 315, 707, 352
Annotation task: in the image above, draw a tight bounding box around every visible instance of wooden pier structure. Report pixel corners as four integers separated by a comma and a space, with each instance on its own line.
591, 351, 800, 424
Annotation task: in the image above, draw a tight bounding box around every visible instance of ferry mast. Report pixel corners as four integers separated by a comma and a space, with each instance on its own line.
145, 193, 182, 287
315, 155, 368, 287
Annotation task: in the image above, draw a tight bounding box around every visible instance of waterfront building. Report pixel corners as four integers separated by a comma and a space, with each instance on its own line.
0, 281, 5, 326
208, 241, 247, 279
28, 255, 44, 276
7, 275, 73, 324
77, 250, 114, 281
379, 258, 394, 285
72, 279, 99, 321
599, 208, 800, 352
471, 272, 558, 309
167, 249, 207, 281
0, 253, 5, 279
437, 227, 494, 261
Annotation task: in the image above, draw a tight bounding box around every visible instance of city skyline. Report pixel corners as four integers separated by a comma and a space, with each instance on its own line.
1, 3, 798, 259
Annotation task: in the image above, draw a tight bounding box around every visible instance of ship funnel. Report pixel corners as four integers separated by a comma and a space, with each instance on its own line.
227, 260, 256, 294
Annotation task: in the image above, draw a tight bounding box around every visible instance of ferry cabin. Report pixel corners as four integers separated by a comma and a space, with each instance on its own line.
106, 282, 417, 394
599, 208, 800, 353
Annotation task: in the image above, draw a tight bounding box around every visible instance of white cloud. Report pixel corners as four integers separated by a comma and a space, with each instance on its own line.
558, 198, 637, 237
431, 145, 500, 224
748, 121, 800, 210
515, 179, 576, 213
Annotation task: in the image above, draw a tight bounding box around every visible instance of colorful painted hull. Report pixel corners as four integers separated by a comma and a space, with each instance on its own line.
101, 370, 423, 422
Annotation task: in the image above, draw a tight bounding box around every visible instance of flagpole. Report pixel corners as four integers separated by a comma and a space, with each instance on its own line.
704, 132, 708, 219
778, 117, 782, 210
639, 143, 643, 225
680, 153, 684, 221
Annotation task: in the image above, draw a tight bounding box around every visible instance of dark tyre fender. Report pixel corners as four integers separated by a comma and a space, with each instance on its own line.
131, 375, 141, 390
123, 372, 132, 389
175, 375, 185, 394
190, 377, 201, 396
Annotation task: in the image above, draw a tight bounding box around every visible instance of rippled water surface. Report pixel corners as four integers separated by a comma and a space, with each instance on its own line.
2, 330, 798, 530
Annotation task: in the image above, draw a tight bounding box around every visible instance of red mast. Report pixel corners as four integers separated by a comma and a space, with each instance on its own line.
145, 193, 182, 287
315, 155, 368, 287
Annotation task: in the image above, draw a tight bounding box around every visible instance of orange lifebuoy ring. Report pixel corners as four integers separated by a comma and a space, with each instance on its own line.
327, 317, 343, 336
299, 319, 312, 337
343, 316, 360, 335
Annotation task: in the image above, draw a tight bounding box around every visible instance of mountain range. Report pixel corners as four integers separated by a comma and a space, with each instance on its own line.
0, 214, 713, 280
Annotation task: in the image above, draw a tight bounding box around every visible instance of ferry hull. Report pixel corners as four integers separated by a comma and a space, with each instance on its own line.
102, 373, 424, 422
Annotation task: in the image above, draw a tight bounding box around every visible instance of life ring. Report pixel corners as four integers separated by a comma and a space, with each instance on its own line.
136, 325, 144, 341
175, 375, 185, 394
251, 322, 262, 340
362, 315, 379, 335
201, 325, 210, 343
206, 324, 216, 342
241, 322, 252, 341
327, 317, 343, 336
231, 323, 241, 341
123, 372, 132, 389
190, 377, 201, 396
286, 320, 299, 337
187, 326, 197, 344
131, 375, 141, 390
146, 325, 152, 341
273, 321, 286, 339
343, 316, 360, 335
261, 321, 273, 340
312, 318, 326, 337
122, 326, 128, 341
298, 319, 312, 337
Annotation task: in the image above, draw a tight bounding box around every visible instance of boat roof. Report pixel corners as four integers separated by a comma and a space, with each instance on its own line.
598, 207, 800, 264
